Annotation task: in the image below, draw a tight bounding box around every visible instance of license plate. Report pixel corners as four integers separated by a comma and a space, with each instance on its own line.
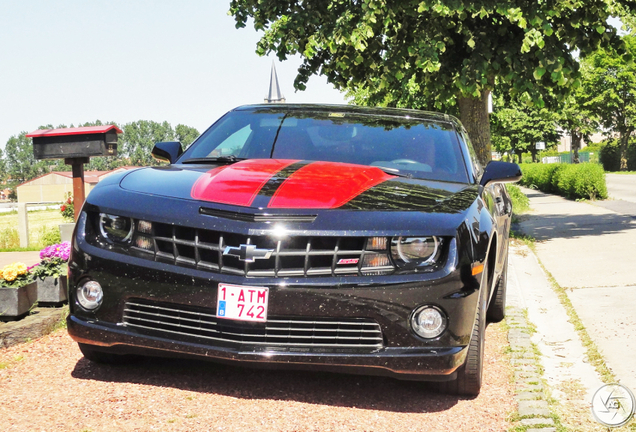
216, 283, 269, 322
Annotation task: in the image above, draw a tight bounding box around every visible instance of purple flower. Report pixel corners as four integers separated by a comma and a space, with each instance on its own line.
39, 242, 71, 261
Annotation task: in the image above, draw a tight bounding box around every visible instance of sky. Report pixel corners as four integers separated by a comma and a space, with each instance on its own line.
0, 0, 347, 149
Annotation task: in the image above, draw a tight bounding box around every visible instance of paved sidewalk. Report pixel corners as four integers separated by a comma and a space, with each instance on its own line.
517, 187, 636, 392
0, 251, 40, 268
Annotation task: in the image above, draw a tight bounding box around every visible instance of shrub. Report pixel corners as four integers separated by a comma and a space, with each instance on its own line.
519, 163, 607, 200
505, 184, 529, 214
37, 225, 62, 247
598, 138, 636, 171
0, 228, 19, 249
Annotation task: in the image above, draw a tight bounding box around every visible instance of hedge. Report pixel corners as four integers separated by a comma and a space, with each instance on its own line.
519, 163, 608, 200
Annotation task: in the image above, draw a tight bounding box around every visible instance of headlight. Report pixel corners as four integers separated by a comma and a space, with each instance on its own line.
99, 213, 134, 243
391, 236, 441, 267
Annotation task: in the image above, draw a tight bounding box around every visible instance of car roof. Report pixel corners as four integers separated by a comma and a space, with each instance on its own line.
232, 104, 461, 127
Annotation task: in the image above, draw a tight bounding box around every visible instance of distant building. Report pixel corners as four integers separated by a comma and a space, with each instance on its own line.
0, 188, 11, 201
17, 167, 138, 203
264, 61, 286, 103
557, 132, 605, 152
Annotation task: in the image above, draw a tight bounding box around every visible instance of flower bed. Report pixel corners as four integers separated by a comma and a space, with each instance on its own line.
32, 242, 71, 306
0, 262, 37, 321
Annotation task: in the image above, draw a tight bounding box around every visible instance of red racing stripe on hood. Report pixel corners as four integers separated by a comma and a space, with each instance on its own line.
268, 161, 396, 209
191, 159, 298, 207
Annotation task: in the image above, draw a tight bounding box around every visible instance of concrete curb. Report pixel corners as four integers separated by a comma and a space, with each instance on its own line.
507, 306, 557, 432
0, 306, 67, 348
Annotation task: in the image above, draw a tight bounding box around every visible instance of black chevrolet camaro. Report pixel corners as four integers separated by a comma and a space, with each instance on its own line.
67, 104, 521, 396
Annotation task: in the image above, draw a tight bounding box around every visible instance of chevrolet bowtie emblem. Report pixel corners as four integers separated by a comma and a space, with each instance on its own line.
223, 244, 274, 262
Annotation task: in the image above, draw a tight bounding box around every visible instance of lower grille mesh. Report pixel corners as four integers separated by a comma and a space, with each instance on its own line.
122, 299, 384, 350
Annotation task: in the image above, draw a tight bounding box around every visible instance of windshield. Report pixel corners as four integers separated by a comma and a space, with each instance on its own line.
180, 109, 470, 183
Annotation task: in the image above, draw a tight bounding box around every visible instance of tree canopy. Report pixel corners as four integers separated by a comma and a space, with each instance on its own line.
581, 34, 636, 170
490, 95, 560, 163
230, 0, 635, 165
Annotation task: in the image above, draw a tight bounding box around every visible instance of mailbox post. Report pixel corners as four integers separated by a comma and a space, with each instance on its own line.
26, 125, 122, 221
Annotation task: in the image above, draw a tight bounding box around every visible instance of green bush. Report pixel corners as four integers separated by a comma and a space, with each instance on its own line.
519, 163, 607, 200
505, 184, 529, 214
0, 228, 19, 249
598, 138, 636, 171
37, 225, 62, 248
518, 163, 560, 193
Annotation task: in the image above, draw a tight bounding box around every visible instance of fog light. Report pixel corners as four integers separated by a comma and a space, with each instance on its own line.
411, 305, 447, 339
77, 280, 103, 310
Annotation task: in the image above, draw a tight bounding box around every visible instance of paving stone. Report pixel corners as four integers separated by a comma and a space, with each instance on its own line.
515, 365, 540, 373
510, 342, 533, 350
521, 418, 555, 426
509, 329, 532, 337
517, 381, 543, 391
511, 358, 537, 366
518, 384, 543, 392
518, 400, 551, 417
515, 392, 542, 401
514, 371, 541, 381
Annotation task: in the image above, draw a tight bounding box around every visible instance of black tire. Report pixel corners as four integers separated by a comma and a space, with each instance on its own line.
438, 263, 488, 397
78, 343, 135, 365
487, 254, 508, 323
439, 301, 485, 396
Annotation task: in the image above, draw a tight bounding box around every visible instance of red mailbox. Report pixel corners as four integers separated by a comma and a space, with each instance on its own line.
26, 125, 122, 221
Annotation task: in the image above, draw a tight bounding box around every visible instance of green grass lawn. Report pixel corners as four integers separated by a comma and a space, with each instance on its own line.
0, 209, 67, 251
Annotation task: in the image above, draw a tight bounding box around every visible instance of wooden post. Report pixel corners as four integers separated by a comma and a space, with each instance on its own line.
65, 157, 89, 221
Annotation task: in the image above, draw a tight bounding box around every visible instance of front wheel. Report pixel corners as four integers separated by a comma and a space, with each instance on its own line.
487, 254, 508, 323
438, 302, 485, 396
438, 262, 488, 397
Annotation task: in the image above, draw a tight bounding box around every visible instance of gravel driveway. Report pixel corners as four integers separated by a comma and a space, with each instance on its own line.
0, 323, 513, 431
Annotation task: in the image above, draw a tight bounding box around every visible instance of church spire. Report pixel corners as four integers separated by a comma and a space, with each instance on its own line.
265, 60, 286, 103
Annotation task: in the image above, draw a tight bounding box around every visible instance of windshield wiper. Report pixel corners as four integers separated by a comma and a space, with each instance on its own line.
180, 155, 247, 165
374, 166, 413, 178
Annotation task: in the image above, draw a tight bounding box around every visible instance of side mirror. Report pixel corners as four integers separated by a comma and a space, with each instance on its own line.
151, 141, 183, 164
479, 161, 522, 188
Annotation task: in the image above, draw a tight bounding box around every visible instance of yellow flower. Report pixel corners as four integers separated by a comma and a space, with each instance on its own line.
3, 267, 17, 282
14, 263, 27, 275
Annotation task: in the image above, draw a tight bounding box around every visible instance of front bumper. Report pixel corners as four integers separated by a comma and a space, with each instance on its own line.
68, 315, 466, 381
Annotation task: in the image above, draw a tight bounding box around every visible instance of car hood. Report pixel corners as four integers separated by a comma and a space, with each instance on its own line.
119, 159, 478, 213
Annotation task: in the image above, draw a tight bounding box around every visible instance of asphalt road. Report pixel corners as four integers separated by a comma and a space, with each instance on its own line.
605, 173, 636, 203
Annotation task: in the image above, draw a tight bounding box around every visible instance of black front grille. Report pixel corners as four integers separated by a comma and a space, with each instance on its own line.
126, 219, 393, 278
122, 299, 384, 350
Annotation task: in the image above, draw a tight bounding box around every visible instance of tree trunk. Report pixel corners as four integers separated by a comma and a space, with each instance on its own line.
458, 92, 492, 167
571, 130, 581, 164
619, 132, 630, 171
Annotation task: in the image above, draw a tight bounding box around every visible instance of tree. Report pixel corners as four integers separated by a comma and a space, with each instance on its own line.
581, 34, 636, 171
0, 146, 7, 182
230, 0, 634, 165
558, 93, 598, 164
119, 120, 175, 166
4, 132, 51, 183
491, 98, 560, 163
175, 124, 200, 148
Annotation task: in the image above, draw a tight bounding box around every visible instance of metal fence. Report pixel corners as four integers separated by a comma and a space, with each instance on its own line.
542, 152, 591, 164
